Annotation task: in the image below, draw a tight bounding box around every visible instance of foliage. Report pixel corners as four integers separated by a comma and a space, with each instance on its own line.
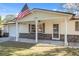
0, 16, 3, 28
62, 3, 79, 14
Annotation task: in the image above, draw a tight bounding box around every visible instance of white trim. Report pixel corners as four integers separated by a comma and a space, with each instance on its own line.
64, 19, 68, 46
35, 20, 38, 43
16, 21, 19, 41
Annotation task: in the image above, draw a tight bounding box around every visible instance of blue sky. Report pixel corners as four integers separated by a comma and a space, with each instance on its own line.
0, 3, 64, 17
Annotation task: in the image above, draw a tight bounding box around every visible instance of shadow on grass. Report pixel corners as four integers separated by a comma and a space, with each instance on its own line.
0, 41, 36, 56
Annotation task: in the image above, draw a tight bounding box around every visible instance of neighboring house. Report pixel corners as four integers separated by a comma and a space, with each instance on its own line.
0, 18, 3, 37
3, 15, 16, 37
3, 8, 79, 45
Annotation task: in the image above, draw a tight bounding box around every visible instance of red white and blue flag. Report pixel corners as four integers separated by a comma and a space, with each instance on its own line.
16, 4, 31, 20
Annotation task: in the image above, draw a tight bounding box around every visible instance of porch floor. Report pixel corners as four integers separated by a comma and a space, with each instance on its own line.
0, 37, 79, 48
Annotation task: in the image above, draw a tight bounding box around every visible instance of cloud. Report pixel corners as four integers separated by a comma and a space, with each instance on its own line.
0, 6, 9, 12
52, 9, 57, 11
2, 8, 7, 11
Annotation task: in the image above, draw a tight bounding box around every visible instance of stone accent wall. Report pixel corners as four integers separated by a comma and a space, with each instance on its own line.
19, 33, 52, 40
3, 33, 9, 37
19, 33, 35, 39
60, 34, 79, 42
19, 33, 79, 42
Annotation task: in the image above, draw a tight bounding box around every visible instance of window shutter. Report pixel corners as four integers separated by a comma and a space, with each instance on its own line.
29, 24, 30, 32
43, 23, 45, 33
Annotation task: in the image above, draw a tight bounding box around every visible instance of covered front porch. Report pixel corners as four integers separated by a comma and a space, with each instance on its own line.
4, 9, 73, 46
16, 18, 70, 46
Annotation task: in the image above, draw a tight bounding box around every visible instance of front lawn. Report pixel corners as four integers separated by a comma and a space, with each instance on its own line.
0, 41, 79, 56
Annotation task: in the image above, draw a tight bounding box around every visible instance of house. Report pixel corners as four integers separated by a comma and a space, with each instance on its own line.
3, 8, 79, 46
0, 18, 3, 37
2, 15, 16, 37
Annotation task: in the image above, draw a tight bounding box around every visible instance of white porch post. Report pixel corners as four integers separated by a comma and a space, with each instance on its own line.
35, 20, 38, 43
16, 21, 19, 41
64, 19, 68, 46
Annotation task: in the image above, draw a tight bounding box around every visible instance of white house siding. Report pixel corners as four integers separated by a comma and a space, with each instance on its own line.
19, 21, 35, 33
44, 19, 79, 35
44, 20, 62, 34
59, 19, 79, 35
18, 19, 79, 35
67, 20, 79, 35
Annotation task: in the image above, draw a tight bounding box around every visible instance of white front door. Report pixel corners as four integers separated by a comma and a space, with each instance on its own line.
52, 24, 60, 40
9, 24, 16, 37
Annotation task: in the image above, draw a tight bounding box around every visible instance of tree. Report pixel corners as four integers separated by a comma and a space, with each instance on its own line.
0, 16, 3, 28
62, 3, 79, 14
0, 16, 3, 37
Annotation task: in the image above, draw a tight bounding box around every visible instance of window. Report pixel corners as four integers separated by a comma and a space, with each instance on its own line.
75, 21, 79, 31
53, 24, 59, 38
30, 24, 35, 33
29, 23, 45, 33
38, 24, 44, 33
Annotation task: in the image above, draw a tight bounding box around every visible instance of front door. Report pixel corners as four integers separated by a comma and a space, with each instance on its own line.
52, 24, 60, 40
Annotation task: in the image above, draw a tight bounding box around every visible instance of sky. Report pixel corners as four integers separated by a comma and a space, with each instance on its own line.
0, 3, 64, 19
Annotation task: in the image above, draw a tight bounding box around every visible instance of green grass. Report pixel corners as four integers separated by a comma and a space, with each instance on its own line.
0, 41, 79, 56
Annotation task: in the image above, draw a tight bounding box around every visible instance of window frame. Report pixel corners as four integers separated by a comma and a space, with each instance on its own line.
30, 24, 36, 33
75, 21, 79, 31
29, 23, 45, 33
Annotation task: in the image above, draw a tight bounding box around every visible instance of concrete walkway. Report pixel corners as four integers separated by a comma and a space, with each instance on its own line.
0, 37, 79, 48
0, 37, 64, 46
0, 37, 10, 42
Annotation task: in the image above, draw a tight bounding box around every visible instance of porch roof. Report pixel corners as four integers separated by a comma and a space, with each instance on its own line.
32, 8, 75, 15
18, 8, 74, 22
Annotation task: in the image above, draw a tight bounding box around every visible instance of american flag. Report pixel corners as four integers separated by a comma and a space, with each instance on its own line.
16, 4, 31, 20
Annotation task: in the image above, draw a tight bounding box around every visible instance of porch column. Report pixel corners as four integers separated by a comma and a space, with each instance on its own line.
64, 19, 68, 46
16, 21, 19, 41
35, 20, 38, 43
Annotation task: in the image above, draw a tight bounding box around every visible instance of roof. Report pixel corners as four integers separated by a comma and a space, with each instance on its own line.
3, 8, 76, 24
71, 17, 79, 20
32, 8, 75, 16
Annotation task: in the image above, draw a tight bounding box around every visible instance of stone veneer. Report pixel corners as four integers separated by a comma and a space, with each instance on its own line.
19, 33, 79, 42
19, 33, 52, 40
60, 34, 79, 42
